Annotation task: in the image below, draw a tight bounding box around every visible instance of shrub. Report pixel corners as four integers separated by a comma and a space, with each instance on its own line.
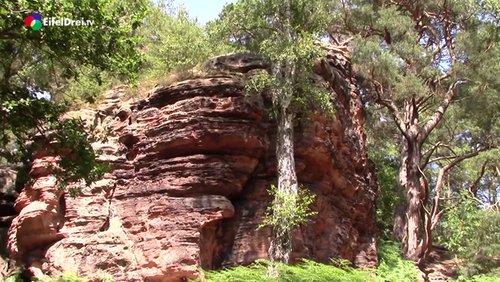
437, 192, 500, 276
62, 68, 115, 107
197, 241, 421, 282
35, 271, 114, 282
137, 3, 233, 81
258, 184, 318, 232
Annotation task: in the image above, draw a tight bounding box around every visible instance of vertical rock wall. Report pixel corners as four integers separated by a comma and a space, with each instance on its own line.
6, 52, 378, 281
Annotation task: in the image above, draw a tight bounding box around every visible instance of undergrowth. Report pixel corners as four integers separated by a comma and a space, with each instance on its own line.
7, 241, 497, 281
197, 240, 420, 282
5, 271, 113, 282
35, 272, 89, 282
197, 259, 371, 282
454, 268, 500, 282
375, 240, 418, 282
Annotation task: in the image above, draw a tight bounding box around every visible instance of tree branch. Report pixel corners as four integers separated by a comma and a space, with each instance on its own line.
429, 146, 494, 232
0, 24, 25, 41
427, 155, 457, 164
421, 141, 441, 167
469, 160, 488, 197
443, 147, 492, 172
369, 80, 410, 140
419, 81, 459, 144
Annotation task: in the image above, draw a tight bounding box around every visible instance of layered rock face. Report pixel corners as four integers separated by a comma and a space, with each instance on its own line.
7, 52, 378, 281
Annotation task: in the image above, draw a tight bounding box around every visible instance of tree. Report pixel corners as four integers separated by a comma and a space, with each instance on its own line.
330, 0, 499, 263
210, 0, 333, 265
0, 0, 147, 186
137, 1, 233, 80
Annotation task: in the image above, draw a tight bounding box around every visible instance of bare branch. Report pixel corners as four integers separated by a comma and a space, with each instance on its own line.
469, 160, 489, 197
369, 80, 411, 140
427, 155, 457, 164
419, 81, 460, 144
421, 141, 441, 167
429, 146, 494, 232
442, 147, 493, 172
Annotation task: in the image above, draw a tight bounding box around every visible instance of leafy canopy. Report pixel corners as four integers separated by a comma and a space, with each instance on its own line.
208, 0, 334, 114
137, 2, 233, 79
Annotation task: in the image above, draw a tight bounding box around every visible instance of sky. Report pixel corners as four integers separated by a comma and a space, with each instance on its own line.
172, 0, 237, 25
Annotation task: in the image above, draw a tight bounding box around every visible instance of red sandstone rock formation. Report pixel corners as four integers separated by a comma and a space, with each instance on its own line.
6, 53, 378, 281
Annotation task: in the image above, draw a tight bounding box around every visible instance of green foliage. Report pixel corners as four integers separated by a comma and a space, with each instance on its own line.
36, 272, 89, 282
368, 140, 402, 238
1, 0, 147, 83
51, 119, 110, 190
462, 211, 500, 275
437, 192, 483, 254
198, 259, 371, 282
63, 68, 116, 106
1, 97, 109, 191
376, 240, 419, 282
245, 69, 333, 117
32, 271, 114, 282
209, 0, 334, 114
437, 192, 500, 276
454, 268, 500, 282
0, 0, 146, 190
258, 185, 317, 232
197, 240, 422, 281
137, 2, 234, 80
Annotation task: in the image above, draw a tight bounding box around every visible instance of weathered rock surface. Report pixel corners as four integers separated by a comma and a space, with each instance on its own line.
7, 52, 378, 281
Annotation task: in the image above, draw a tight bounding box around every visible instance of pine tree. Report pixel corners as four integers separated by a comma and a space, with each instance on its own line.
330, 0, 499, 262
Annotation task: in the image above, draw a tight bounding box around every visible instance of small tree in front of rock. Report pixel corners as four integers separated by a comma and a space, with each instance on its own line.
258, 185, 318, 264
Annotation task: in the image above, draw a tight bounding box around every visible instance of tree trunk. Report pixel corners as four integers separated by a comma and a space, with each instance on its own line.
268, 103, 298, 264
402, 138, 422, 260
395, 99, 424, 261
267, 0, 298, 266
393, 203, 407, 242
